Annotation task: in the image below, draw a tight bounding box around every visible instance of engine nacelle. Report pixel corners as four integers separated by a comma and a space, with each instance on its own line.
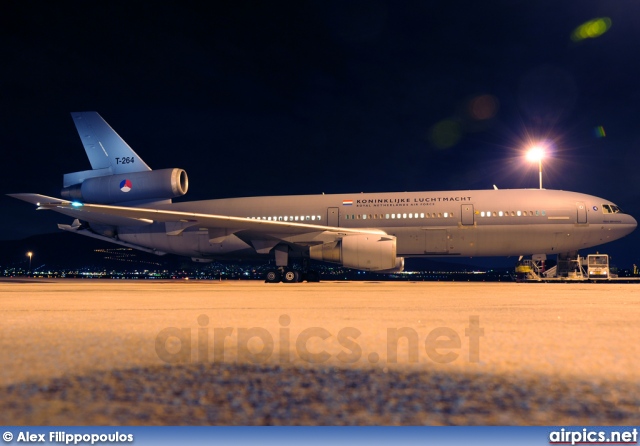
309, 234, 398, 271
61, 168, 188, 204
377, 257, 405, 274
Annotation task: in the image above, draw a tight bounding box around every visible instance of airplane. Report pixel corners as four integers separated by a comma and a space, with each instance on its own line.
8, 112, 637, 283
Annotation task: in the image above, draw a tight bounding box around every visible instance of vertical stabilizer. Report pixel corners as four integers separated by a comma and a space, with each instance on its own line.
72, 111, 151, 173
64, 112, 152, 187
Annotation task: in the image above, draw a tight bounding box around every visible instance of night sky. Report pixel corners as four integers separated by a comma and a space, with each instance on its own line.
2, 1, 640, 268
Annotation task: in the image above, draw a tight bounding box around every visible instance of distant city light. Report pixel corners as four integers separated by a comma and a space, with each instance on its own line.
71, 202, 83, 207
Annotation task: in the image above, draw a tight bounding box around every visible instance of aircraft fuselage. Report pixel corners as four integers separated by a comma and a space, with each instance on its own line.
114, 188, 636, 260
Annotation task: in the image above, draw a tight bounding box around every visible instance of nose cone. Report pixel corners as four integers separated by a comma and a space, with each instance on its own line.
616, 214, 638, 239
627, 214, 638, 233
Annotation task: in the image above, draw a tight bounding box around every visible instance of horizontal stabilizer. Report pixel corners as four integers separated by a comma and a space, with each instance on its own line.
8, 193, 154, 227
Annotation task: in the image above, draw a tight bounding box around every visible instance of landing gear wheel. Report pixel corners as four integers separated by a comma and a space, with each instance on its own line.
265, 270, 281, 283
282, 269, 300, 283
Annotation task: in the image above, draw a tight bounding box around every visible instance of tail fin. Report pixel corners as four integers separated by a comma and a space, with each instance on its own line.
63, 112, 151, 187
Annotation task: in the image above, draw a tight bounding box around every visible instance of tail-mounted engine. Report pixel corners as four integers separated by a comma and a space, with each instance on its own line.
61, 168, 188, 204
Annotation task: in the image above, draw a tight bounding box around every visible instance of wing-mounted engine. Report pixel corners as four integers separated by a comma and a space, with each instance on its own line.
309, 233, 403, 272
61, 168, 188, 204
376, 257, 405, 274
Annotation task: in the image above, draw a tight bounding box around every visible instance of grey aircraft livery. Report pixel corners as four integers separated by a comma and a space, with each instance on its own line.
9, 112, 637, 282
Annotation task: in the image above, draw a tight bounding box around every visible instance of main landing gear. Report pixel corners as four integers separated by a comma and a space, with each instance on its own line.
264, 247, 320, 283
264, 267, 320, 283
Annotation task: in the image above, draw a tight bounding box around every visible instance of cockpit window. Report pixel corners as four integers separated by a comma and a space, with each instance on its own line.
602, 204, 623, 214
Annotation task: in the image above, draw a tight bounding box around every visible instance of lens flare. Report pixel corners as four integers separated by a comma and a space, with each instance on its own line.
429, 120, 461, 149
571, 17, 611, 42
594, 126, 606, 138
469, 95, 499, 120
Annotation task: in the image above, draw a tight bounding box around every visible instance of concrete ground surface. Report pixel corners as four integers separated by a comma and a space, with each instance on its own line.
0, 279, 638, 425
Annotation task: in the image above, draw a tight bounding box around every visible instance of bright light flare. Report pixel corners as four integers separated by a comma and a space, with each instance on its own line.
524, 144, 547, 189
526, 146, 545, 162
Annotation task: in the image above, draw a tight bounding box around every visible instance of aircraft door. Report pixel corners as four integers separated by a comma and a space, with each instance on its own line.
461, 204, 474, 225
327, 207, 339, 227
577, 202, 587, 224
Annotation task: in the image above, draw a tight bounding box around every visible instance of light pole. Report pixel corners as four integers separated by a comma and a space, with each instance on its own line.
27, 251, 33, 276
526, 146, 545, 189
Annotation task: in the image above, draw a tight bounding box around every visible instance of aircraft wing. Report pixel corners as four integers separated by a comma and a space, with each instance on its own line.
8, 193, 387, 239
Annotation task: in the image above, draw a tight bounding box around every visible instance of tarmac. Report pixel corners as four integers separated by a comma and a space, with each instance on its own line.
0, 279, 638, 425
